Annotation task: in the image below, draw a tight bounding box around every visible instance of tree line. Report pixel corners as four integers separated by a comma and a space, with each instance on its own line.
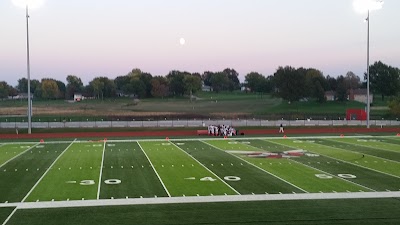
1, 62, 399, 106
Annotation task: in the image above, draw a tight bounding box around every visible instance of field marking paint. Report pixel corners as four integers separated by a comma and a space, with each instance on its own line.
97, 141, 106, 200
200, 140, 308, 193
1, 207, 17, 225
137, 141, 171, 197
0, 135, 396, 146
170, 141, 241, 195
21, 139, 77, 202
329, 139, 400, 157
288, 159, 376, 192
0, 143, 40, 168
267, 139, 400, 180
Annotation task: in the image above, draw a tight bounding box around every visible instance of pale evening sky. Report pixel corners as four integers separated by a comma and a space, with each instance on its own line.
0, 0, 399, 86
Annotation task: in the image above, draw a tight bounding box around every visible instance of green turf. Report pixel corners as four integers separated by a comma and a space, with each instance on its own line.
270, 138, 400, 177
310, 138, 400, 162
0, 143, 35, 166
175, 140, 302, 194
99, 142, 168, 199
138, 141, 237, 197
0, 208, 15, 224
7, 198, 400, 225
331, 138, 400, 154
204, 140, 261, 151
25, 142, 104, 202
267, 140, 400, 191
0, 143, 69, 203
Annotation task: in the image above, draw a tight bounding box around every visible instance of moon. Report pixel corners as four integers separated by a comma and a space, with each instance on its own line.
179, 38, 186, 46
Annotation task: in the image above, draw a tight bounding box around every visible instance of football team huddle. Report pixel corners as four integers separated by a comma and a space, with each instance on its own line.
207, 125, 237, 136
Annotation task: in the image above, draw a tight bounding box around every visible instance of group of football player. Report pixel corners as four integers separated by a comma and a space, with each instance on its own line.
207, 125, 237, 136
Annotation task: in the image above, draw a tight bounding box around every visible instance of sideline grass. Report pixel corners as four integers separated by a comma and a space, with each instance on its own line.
0, 144, 34, 166
7, 198, 400, 225
176, 141, 303, 194
25, 142, 104, 202
100, 142, 168, 199
0, 208, 15, 224
139, 141, 236, 197
0, 143, 69, 203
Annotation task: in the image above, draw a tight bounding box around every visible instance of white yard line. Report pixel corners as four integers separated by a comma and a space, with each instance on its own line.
0, 143, 40, 169
329, 138, 400, 156
1, 207, 17, 225
97, 141, 106, 200
137, 141, 171, 197
288, 159, 376, 192
21, 139, 77, 202
267, 139, 400, 179
1, 191, 399, 210
200, 140, 308, 193
169, 141, 241, 195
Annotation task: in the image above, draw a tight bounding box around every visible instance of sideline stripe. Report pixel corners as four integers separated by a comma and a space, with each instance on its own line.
137, 141, 171, 197
97, 141, 106, 200
21, 139, 77, 202
0, 135, 397, 145
170, 141, 241, 195
329, 139, 400, 158
0, 143, 40, 168
1, 208, 17, 225
267, 139, 400, 179
200, 140, 308, 193
288, 158, 376, 192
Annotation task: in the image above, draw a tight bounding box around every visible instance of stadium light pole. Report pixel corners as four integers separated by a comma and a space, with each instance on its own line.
353, 0, 383, 128
12, 0, 44, 134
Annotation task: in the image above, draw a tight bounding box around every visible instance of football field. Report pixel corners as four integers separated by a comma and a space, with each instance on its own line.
1, 135, 400, 224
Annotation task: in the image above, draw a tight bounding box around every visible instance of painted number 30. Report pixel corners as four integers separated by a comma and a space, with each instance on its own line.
79, 179, 121, 185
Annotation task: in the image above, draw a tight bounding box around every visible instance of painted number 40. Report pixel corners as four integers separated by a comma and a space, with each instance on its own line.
200, 176, 241, 182
78, 179, 121, 185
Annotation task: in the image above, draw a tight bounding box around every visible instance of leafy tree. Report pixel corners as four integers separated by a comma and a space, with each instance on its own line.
89, 77, 116, 100
210, 72, 229, 93
245, 72, 265, 93
326, 75, 337, 91
201, 71, 214, 86
273, 66, 306, 102
344, 71, 361, 90
17, 78, 28, 93
167, 71, 186, 96
368, 61, 400, 101
305, 69, 327, 102
0, 81, 10, 99
184, 74, 202, 97
151, 76, 169, 98
336, 75, 348, 102
41, 79, 60, 99
114, 75, 130, 92
55, 80, 66, 99
66, 75, 84, 99
223, 68, 240, 91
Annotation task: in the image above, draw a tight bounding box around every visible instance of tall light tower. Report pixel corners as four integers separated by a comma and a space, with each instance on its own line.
353, 0, 384, 128
12, 0, 44, 134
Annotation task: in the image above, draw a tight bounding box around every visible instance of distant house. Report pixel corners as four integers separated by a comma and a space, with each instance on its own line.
324, 89, 373, 104
241, 86, 251, 92
349, 89, 373, 104
325, 91, 336, 101
74, 93, 83, 102
202, 85, 212, 92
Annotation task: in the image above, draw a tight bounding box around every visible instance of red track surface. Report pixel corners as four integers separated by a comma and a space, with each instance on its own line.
0, 127, 399, 140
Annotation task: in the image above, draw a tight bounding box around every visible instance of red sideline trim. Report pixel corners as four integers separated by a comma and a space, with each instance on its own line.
0, 127, 399, 140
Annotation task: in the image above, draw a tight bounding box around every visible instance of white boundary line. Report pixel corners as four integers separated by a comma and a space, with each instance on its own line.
169, 141, 241, 195
97, 140, 106, 200
137, 141, 171, 197
200, 140, 308, 193
21, 139, 77, 202
3, 191, 399, 210
0, 135, 398, 145
1, 207, 17, 225
287, 158, 376, 192
329, 138, 400, 156
0, 143, 40, 169
266, 139, 400, 180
